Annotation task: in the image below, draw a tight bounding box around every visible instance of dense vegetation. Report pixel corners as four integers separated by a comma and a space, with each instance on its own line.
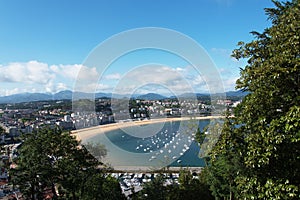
10, 127, 125, 200
205, 0, 300, 199
132, 169, 213, 200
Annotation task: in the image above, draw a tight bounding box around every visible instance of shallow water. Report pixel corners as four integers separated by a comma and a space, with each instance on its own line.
84, 119, 210, 168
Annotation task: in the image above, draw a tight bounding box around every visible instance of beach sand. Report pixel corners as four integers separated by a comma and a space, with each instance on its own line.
71, 115, 223, 141
71, 116, 224, 172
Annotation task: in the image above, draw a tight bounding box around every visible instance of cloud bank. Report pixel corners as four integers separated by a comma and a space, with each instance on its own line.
0, 60, 237, 96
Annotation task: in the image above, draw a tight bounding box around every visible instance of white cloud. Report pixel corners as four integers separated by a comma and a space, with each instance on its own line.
0, 87, 40, 96
191, 75, 206, 86
44, 80, 69, 94
0, 61, 53, 84
2, 88, 21, 96
175, 67, 185, 72
56, 83, 68, 91
0, 61, 100, 96
218, 67, 235, 77
80, 83, 112, 93
75, 66, 99, 82
45, 80, 54, 93
222, 77, 238, 91
97, 83, 112, 91
0, 60, 238, 96
113, 65, 195, 94
50, 64, 82, 80
103, 73, 121, 80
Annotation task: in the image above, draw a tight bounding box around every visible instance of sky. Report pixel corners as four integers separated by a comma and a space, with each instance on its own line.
0, 0, 276, 96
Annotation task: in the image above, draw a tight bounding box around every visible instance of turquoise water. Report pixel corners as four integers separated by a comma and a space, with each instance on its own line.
85, 119, 210, 168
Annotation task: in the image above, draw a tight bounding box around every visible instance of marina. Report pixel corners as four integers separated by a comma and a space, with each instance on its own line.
72, 117, 221, 171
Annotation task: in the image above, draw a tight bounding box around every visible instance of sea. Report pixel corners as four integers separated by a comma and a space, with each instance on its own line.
83, 119, 211, 169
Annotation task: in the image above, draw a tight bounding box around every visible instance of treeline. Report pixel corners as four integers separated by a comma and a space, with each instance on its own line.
197, 0, 300, 199
10, 127, 125, 200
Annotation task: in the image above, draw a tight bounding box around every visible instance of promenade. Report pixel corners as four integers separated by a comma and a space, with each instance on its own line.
71, 115, 223, 141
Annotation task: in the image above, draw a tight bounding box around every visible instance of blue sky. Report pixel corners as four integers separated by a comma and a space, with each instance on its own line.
0, 0, 275, 96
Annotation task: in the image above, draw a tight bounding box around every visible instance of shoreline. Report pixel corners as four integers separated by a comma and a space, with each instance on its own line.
71, 115, 223, 141
108, 166, 203, 173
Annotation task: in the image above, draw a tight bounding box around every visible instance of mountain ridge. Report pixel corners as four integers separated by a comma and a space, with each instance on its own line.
0, 90, 248, 104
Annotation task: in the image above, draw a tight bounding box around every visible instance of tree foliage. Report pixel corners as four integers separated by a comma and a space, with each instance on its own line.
207, 0, 300, 199
136, 174, 167, 200
10, 126, 124, 200
0, 126, 4, 134
83, 141, 107, 162
134, 170, 213, 200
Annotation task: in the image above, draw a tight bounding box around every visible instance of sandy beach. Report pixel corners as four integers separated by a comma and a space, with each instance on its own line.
71, 115, 223, 141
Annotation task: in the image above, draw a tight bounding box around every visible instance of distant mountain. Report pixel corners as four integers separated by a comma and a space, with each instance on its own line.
226, 90, 249, 97
52, 90, 73, 100
179, 90, 249, 98
95, 92, 112, 98
0, 92, 52, 104
0, 90, 125, 104
136, 93, 166, 100
178, 93, 209, 99
0, 90, 249, 104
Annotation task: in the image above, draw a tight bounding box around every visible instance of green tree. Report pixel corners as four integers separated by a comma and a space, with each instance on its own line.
136, 174, 167, 200
81, 173, 125, 200
10, 126, 124, 200
200, 113, 243, 200
195, 127, 205, 145
209, 0, 300, 199
0, 126, 5, 147
83, 142, 107, 162
175, 169, 213, 200
0, 126, 4, 134
134, 170, 213, 200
